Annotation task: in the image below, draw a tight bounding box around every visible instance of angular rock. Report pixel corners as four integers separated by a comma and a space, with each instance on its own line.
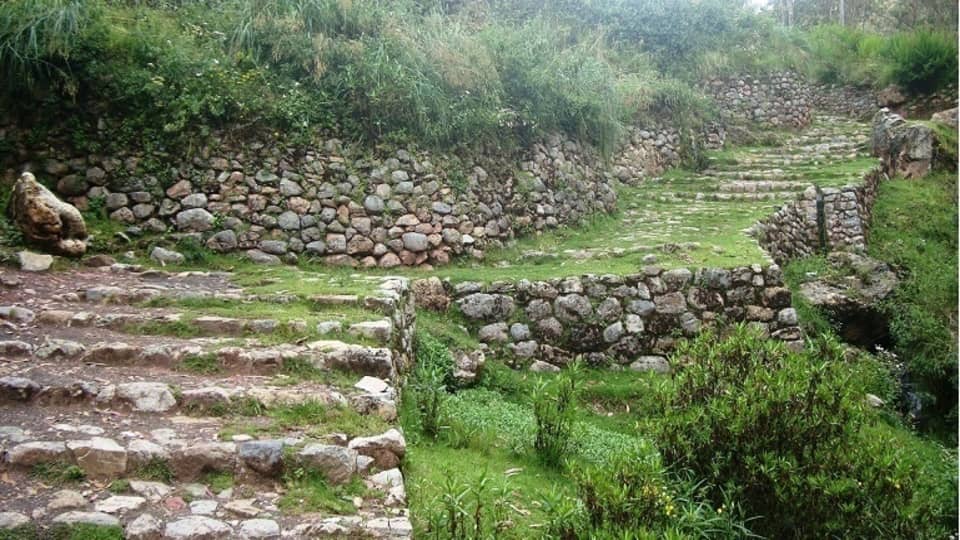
457, 293, 515, 321
52, 511, 119, 528
347, 429, 405, 469
164, 516, 232, 539
629, 355, 670, 374
126, 513, 163, 540
67, 437, 127, 478
8, 441, 69, 466
17, 250, 53, 271
150, 246, 185, 265
115, 382, 176, 412
0, 376, 40, 401
238, 440, 283, 477
297, 444, 358, 485
238, 519, 280, 539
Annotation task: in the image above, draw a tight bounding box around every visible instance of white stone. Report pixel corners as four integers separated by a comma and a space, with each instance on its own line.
94, 495, 145, 514
164, 516, 232, 539
238, 519, 280, 539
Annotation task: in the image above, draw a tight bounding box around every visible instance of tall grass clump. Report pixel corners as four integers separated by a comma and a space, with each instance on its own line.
532, 363, 579, 468
409, 331, 455, 439
0, 0, 95, 95
885, 29, 958, 94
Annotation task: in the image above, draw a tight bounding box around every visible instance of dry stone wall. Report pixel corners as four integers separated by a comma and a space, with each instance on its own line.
1, 122, 697, 267
704, 71, 814, 128
448, 265, 801, 371
753, 169, 883, 264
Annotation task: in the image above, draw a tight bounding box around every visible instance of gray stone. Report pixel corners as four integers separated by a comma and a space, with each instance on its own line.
245, 249, 281, 265
347, 429, 405, 470
603, 321, 624, 343
206, 230, 237, 252
176, 208, 215, 232
297, 444, 358, 485
348, 320, 392, 343
238, 440, 284, 476
115, 382, 176, 412
190, 500, 218, 515
277, 211, 301, 230
259, 240, 288, 255
0, 340, 32, 356
509, 323, 531, 341
530, 360, 560, 373
181, 193, 207, 209
0, 512, 29, 530
510, 340, 538, 358
363, 195, 384, 213
458, 293, 515, 321
595, 297, 622, 321
0, 305, 35, 323
478, 322, 509, 343
48, 489, 86, 510
554, 294, 593, 322
401, 232, 429, 252
67, 437, 127, 478
8, 441, 69, 466
654, 292, 686, 314
629, 356, 670, 374
106, 192, 129, 210
52, 511, 119, 528
777, 308, 798, 326
125, 513, 162, 540
94, 495, 146, 514
280, 179, 303, 197
305, 241, 327, 255
8, 172, 88, 256
150, 246, 185, 265
164, 516, 232, 539
0, 376, 40, 401
17, 251, 53, 271
238, 519, 280, 539
35, 338, 85, 359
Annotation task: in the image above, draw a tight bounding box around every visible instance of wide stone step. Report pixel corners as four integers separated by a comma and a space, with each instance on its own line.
0, 369, 398, 421
1, 337, 397, 380
0, 424, 410, 537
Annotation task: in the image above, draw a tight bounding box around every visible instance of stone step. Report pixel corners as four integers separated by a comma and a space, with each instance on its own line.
717, 180, 811, 193
0, 368, 397, 420
1, 337, 397, 380
639, 191, 801, 202
29, 307, 394, 345
0, 425, 410, 537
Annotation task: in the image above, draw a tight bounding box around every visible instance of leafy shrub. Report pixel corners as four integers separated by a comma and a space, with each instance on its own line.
418, 472, 512, 540
532, 364, 579, 468
657, 325, 957, 538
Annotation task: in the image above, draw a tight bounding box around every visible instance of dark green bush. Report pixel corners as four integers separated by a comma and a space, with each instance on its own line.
885, 29, 958, 94
657, 325, 957, 538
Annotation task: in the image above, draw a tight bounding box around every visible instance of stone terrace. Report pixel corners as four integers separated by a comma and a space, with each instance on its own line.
0, 264, 414, 538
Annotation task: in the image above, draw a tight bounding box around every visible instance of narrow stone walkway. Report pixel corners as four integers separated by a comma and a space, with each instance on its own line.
478, 115, 875, 275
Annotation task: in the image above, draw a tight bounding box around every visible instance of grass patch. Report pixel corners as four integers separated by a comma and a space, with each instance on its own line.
31, 462, 85, 485
278, 469, 367, 515
201, 470, 234, 493
267, 401, 389, 438
48, 524, 124, 540
270, 357, 357, 388
107, 479, 130, 494
132, 458, 174, 483
177, 353, 221, 375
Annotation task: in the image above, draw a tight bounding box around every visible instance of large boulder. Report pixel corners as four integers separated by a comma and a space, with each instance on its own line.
6, 172, 87, 256
871, 108, 936, 178
797, 252, 898, 349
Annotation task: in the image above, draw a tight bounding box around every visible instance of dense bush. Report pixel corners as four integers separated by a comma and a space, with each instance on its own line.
657, 325, 957, 538
532, 366, 578, 468
804, 24, 957, 92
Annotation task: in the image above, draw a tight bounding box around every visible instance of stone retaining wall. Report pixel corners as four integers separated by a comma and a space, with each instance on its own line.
2, 121, 698, 267
704, 71, 813, 128
753, 168, 883, 264
447, 265, 801, 370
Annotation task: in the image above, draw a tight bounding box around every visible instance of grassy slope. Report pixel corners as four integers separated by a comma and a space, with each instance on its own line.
868, 171, 958, 442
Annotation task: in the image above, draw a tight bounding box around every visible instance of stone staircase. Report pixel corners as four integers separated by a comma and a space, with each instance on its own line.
0, 264, 414, 538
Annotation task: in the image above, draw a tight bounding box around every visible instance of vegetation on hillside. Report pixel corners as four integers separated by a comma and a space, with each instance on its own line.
402, 326, 958, 538
868, 171, 958, 443
1, 0, 955, 156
